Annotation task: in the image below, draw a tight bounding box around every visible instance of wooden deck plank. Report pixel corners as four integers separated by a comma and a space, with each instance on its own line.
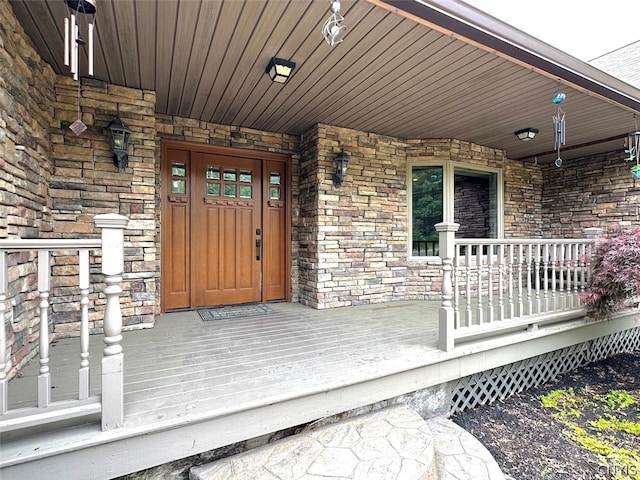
7, 301, 440, 416
4, 300, 637, 480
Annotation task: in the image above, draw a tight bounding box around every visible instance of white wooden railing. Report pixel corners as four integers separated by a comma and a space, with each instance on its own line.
0, 214, 128, 432
436, 222, 602, 351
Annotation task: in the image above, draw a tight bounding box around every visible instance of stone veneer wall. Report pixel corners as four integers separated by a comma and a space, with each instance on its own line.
154, 115, 302, 302
50, 77, 158, 336
0, 0, 56, 369
541, 152, 640, 237
299, 125, 543, 309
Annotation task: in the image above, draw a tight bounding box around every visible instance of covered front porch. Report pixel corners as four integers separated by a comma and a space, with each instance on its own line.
3, 296, 639, 478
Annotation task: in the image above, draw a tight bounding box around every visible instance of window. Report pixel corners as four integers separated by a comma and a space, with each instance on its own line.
409, 162, 502, 257
411, 166, 443, 256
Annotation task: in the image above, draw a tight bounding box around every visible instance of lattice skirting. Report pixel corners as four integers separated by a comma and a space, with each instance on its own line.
450, 326, 640, 415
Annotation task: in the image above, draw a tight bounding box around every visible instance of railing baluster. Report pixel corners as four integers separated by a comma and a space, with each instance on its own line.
572, 244, 579, 307
558, 243, 566, 308
534, 243, 541, 314
543, 243, 550, 311
507, 244, 514, 319
525, 244, 533, 315
465, 246, 472, 325
579, 243, 587, 292
517, 244, 524, 317
556, 243, 568, 310
475, 244, 483, 325
453, 244, 460, 328
497, 244, 504, 321
550, 243, 558, 311
0, 250, 8, 415
79, 249, 90, 399
486, 243, 494, 323
38, 250, 51, 408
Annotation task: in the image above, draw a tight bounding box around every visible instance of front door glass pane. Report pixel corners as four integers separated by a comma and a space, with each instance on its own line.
239, 170, 252, 183
207, 183, 220, 196
172, 162, 186, 177
239, 185, 252, 198
207, 166, 220, 180
224, 184, 236, 197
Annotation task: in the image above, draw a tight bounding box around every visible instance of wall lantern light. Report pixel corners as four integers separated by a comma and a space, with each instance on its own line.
514, 127, 538, 141
266, 57, 296, 84
107, 117, 131, 170
332, 149, 350, 187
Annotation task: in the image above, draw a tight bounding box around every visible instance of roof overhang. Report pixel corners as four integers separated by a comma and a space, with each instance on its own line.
8, 0, 640, 163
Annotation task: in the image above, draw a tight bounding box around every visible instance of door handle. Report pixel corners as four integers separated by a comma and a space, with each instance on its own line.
256, 239, 261, 260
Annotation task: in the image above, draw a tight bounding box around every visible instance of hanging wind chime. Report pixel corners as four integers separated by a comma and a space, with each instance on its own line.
322, 1, 346, 47
64, 0, 97, 80
552, 91, 566, 167
63, 0, 97, 136
625, 119, 640, 178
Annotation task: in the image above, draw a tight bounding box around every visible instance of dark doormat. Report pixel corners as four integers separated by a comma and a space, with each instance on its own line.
198, 303, 275, 321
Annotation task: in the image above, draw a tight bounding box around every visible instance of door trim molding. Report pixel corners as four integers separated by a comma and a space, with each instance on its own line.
160, 140, 292, 312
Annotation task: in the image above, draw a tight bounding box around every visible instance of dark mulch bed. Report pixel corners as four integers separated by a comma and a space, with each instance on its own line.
452, 351, 640, 480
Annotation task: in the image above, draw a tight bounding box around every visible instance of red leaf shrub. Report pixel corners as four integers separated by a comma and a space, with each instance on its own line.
579, 226, 640, 319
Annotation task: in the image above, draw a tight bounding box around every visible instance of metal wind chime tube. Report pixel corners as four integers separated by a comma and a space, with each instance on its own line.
552, 91, 566, 167
322, 0, 346, 46
64, 0, 97, 80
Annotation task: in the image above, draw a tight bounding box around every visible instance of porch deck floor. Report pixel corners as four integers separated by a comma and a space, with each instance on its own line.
8, 300, 443, 432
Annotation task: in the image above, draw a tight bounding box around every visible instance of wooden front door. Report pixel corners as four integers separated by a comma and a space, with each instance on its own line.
161, 143, 289, 311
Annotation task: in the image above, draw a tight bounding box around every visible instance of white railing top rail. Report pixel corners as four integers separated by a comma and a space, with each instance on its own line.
453, 238, 594, 246
0, 239, 102, 250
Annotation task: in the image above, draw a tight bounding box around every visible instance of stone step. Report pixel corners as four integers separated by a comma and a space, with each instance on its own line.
426, 416, 506, 480
189, 406, 506, 480
190, 405, 436, 480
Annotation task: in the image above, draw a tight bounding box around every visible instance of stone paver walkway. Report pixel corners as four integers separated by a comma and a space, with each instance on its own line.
426, 416, 505, 480
190, 405, 505, 480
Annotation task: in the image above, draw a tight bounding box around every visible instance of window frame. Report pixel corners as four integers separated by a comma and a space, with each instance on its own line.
407, 160, 504, 259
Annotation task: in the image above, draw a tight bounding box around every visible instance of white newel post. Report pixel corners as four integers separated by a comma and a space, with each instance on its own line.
436, 222, 459, 352
95, 214, 129, 430
583, 227, 603, 284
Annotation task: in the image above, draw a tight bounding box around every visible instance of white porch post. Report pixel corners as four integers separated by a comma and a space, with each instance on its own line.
95, 214, 129, 430
583, 227, 603, 285
436, 222, 459, 352
583, 227, 603, 241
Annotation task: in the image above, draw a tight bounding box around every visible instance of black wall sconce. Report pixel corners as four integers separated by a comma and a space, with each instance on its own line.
266, 57, 296, 84
332, 149, 350, 187
107, 117, 131, 170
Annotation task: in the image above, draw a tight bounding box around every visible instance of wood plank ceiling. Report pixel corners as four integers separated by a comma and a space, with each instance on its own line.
8, 0, 640, 163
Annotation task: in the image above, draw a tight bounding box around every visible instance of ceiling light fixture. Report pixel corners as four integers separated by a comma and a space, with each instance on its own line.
266, 57, 296, 84
514, 128, 538, 141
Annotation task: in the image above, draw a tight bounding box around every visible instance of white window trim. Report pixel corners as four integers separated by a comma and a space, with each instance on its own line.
408, 160, 504, 260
